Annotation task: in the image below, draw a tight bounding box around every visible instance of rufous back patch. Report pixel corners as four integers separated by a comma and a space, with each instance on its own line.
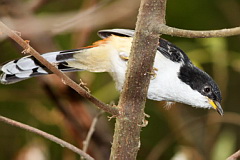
82, 37, 112, 49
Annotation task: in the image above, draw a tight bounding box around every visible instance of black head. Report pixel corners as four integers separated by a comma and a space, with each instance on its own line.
157, 38, 223, 115
178, 64, 223, 115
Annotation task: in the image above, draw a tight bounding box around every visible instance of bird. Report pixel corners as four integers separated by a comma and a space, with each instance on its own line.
0, 29, 223, 115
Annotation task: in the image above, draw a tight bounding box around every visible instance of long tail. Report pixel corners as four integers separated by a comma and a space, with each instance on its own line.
0, 49, 83, 84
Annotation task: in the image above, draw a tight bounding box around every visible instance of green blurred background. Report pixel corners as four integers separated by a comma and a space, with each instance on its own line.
0, 0, 239, 159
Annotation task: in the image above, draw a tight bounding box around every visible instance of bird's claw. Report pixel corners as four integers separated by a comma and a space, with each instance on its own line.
149, 67, 158, 79
138, 119, 148, 127
119, 52, 129, 61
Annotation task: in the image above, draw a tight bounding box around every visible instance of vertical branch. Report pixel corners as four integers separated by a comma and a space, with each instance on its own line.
110, 0, 167, 159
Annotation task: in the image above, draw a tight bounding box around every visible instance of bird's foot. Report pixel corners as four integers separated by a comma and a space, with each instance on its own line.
149, 67, 158, 79
119, 52, 129, 61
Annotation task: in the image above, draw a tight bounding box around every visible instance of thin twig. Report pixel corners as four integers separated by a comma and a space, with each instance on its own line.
0, 115, 94, 160
82, 111, 104, 154
0, 21, 119, 116
158, 24, 240, 38
227, 150, 240, 160
54, 0, 110, 33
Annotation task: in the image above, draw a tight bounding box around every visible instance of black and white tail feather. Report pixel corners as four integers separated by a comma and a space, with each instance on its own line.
0, 29, 134, 84
0, 49, 83, 84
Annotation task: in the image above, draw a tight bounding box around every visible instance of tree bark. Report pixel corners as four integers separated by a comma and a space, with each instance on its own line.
110, 0, 166, 159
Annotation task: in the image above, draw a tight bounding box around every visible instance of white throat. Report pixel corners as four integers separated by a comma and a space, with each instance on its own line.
148, 51, 208, 108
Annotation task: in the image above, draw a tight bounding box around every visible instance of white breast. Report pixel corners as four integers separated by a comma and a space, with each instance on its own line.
110, 49, 208, 108
148, 51, 208, 108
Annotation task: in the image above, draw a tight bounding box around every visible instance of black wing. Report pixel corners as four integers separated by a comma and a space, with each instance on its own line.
98, 29, 191, 64
98, 29, 134, 39
158, 39, 191, 64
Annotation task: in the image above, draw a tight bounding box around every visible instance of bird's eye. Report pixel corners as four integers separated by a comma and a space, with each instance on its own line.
203, 86, 211, 94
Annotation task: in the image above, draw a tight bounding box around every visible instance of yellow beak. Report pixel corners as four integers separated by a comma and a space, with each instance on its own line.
208, 99, 223, 116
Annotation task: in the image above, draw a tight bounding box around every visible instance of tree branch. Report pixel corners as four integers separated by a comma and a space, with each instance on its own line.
0, 115, 94, 160
158, 24, 240, 38
82, 111, 103, 153
0, 21, 119, 116
110, 0, 167, 159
